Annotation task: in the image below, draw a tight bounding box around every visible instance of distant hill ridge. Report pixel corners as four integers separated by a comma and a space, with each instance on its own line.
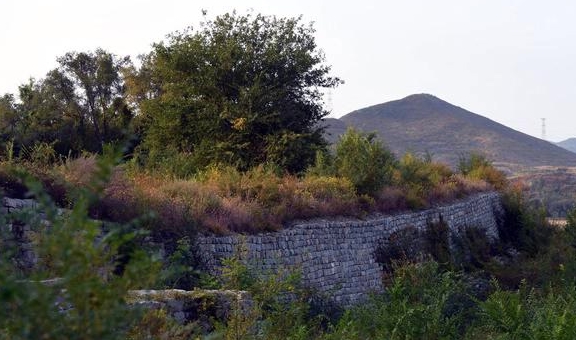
323, 94, 576, 167
557, 138, 576, 154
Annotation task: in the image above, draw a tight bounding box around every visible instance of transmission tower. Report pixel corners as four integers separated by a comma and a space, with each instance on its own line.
326, 90, 333, 114
541, 118, 547, 141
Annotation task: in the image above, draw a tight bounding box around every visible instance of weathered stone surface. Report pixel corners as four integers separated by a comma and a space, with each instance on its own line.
127, 289, 252, 324
2, 192, 503, 307
197, 192, 502, 306
2, 197, 39, 212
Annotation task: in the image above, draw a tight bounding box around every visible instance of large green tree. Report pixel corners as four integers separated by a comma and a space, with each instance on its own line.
131, 12, 341, 173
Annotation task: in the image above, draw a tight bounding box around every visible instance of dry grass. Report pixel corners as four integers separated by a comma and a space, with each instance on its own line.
125, 167, 361, 234
1, 156, 496, 235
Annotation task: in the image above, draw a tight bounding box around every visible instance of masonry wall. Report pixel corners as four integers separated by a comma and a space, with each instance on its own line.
2, 192, 503, 306
197, 192, 502, 306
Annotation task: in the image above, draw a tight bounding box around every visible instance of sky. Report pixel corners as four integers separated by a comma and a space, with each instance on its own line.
1, 0, 575, 142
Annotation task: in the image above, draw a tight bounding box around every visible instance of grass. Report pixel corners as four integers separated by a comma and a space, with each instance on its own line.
0, 154, 495, 235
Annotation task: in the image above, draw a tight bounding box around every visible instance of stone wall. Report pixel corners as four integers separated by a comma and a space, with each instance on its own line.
197, 192, 502, 306
2, 192, 503, 307
1, 197, 42, 270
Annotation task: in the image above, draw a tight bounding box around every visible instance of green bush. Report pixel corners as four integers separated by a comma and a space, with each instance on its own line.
326, 261, 464, 340
472, 283, 576, 339
458, 152, 507, 190
333, 127, 396, 195
0, 155, 160, 339
395, 152, 452, 194
498, 188, 551, 255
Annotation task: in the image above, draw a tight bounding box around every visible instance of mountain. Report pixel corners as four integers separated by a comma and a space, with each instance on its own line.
556, 138, 576, 154
324, 94, 576, 167
322, 118, 349, 144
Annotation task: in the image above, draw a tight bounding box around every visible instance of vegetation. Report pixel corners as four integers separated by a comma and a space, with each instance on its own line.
122, 11, 340, 174
514, 167, 576, 218
308, 127, 396, 195
0, 155, 159, 339
2, 9, 576, 340
0, 12, 496, 236
0, 138, 493, 235
0, 50, 132, 158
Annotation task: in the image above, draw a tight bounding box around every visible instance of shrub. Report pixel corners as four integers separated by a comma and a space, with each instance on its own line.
472, 283, 576, 339
565, 207, 576, 249
334, 127, 396, 195
451, 226, 497, 271
373, 187, 409, 213
458, 152, 508, 190
159, 236, 214, 290
425, 216, 453, 268
375, 226, 421, 273
307, 150, 335, 177
0, 156, 160, 339
395, 152, 452, 193
20, 142, 58, 167
326, 261, 464, 340
498, 187, 551, 255
0, 160, 68, 206
58, 154, 99, 188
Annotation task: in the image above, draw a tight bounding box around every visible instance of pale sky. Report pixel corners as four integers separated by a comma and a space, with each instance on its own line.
2, 0, 575, 142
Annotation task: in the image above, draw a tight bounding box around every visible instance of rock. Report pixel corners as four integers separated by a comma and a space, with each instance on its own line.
126, 289, 252, 325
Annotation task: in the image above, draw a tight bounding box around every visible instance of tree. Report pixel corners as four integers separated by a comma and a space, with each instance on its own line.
0, 94, 19, 145
15, 74, 81, 156
131, 12, 341, 173
566, 207, 576, 250
56, 49, 132, 152
5, 50, 134, 158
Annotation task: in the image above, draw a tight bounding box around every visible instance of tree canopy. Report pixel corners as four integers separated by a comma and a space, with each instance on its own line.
130, 12, 341, 173
0, 12, 340, 175
0, 49, 132, 158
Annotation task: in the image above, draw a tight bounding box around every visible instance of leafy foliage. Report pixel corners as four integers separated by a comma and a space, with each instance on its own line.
326, 127, 396, 195
566, 207, 576, 249
132, 12, 341, 173
0, 50, 133, 159
325, 262, 463, 340
0, 152, 159, 339
458, 152, 508, 190
498, 187, 551, 255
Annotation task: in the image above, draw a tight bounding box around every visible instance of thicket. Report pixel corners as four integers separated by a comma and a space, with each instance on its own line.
0, 154, 160, 339
0, 131, 495, 235
212, 191, 576, 339
3, 171, 576, 339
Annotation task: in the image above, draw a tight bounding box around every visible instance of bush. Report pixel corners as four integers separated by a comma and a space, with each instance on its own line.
19, 142, 58, 167
458, 152, 508, 190
565, 207, 576, 249
2, 148, 494, 236
395, 152, 452, 193
472, 283, 576, 339
326, 261, 464, 340
0, 156, 160, 339
424, 216, 453, 269
334, 127, 396, 195
498, 187, 551, 255
0, 161, 68, 206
